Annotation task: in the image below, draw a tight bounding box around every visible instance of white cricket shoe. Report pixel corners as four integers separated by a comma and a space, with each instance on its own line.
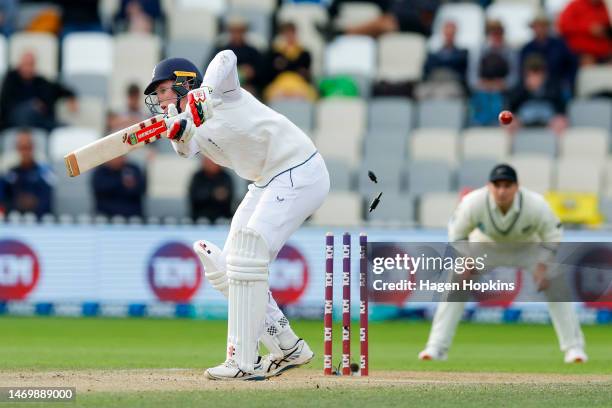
418, 347, 448, 361
564, 347, 588, 363
260, 339, 314, 378
205, 358, 266, 381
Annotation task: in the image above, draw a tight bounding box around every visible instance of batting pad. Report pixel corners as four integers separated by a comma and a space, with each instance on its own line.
226, 228, 270, 372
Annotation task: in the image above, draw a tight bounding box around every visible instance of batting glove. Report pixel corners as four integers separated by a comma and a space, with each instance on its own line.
166, 103, 195, 143
187, 86, 214, 127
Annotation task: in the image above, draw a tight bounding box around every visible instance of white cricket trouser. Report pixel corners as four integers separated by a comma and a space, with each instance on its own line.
224, 152, 330, 327
426, 290, 585, 353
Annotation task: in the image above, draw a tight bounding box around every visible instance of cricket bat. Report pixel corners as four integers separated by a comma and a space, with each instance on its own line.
64, 113, 184, 177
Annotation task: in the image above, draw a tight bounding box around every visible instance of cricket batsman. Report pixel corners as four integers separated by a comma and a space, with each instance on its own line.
418, 164, 588, 364
143, 51, 330, 380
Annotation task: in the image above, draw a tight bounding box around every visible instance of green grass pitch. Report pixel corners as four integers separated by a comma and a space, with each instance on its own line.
0, 316, 610, 407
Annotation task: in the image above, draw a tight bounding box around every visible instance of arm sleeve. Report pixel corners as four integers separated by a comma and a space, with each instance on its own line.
203, 50, 241, 102
448, 197, 476, 242
536, 199, 563, 264
170, 136, 200, 159
538, 201, 563, 243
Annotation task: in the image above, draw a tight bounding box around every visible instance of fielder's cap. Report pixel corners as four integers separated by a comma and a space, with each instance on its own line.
489, 164, 518, 183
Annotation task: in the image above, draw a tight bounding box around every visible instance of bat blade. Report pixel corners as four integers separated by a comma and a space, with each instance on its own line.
64, 114, 169, 177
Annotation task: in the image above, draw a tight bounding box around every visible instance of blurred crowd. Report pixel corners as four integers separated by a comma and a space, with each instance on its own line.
0, 0, 611, 224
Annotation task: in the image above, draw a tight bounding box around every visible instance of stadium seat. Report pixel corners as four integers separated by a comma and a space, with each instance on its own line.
602, 159, 612, 196
486, 2, 535, 47
62, 33, 113, 77
325, 158, 353, 192
165, 0, 227, 16
378, 33, 426, 82
224, 8, 273, 42
599, 196, 612, 224
63, 73, 109, 100
334, 2, 382, 29
462, 127, 509, 160
495, 0, 541, 7
49, 127, 99, 162
0, 35, 7, 79
568, 98, 612, 133
167, 5, 218, 42
9, 32, 58, 79
417, 99, 466, 130
52, 160, 93, 217
165, 39, 212, 69
404, 160, 454, 195
458, 158, 498, 190
429, 3, 485, 51
110, 33, 161, 111
555, 158, 601, 193
357, 158, 402, 195
409, 128, 459, 165
419, 192, 459, 228
509, 154, 553, 193
576, 65, 612, 98
229, 0, 276, 12
546, 191, 602, 226
325, 35, 377, 79
311, 191, 362, 226
316, 129, 362, 167
363, 130, 406, 164
146, 197, 189, 219
269, 99, 314, 134
316, 98, 367, 135
512, 129, 557, 157
560, 127, 608, 164
368, 97, 414, 132
57, 97, 106, 134
545, 0, 572, 17
147, 155, 199, 198
277, 3, 328, 32
367, 192, 415, 226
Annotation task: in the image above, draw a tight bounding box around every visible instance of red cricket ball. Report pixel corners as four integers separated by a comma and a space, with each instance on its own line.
498, 110, 513, 125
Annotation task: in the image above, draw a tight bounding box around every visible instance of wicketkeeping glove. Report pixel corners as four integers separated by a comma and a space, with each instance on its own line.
166, 103, 195, 143
187, 86, 214, 127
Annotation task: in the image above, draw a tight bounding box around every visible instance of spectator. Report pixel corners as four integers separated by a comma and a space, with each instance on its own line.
342, 0, 440, 37
521, 13, 577, 97
108, 83, 147, 132
189, 156, 234, 223
56, 0, 103, 35
115, 0, 162, 33
263, 22, 317, 102
210, 17, 263, 94
92, 156, 146, 218
558, 0, 612, 65
468, 20, 518, 126
0, 0, 18, 36
0, 52, 78, 131
469, 20, 518, 91
423, 20, 469, 85
506, 55, 568, 135
2, 130, 54, 217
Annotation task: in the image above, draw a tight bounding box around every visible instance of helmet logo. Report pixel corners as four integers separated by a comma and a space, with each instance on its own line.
152, 66, 156, 79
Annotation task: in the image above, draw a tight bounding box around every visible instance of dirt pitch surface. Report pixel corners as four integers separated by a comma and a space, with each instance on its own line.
2, 369, 611, 393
